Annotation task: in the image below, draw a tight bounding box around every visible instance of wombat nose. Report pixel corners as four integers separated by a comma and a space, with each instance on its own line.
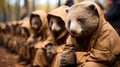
70, 30, 76, 34
52, 29, 57, 33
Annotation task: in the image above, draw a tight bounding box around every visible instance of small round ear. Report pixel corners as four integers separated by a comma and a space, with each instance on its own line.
88, 4, 96, 11
65, 8, 70, 13
88, 4, 99, 16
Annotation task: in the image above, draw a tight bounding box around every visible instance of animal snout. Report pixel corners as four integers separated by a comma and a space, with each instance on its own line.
70, 30, 77, 35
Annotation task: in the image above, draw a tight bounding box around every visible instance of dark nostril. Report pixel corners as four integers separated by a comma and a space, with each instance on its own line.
52, 29, 57, 33
70, 30, 76, 34
52, 29, 59, 34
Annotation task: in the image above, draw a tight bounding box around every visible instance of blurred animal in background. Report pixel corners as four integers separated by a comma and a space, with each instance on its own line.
20, 10, 54, 65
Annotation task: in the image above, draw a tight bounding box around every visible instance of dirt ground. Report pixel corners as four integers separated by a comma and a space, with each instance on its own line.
0, 46, 31, 67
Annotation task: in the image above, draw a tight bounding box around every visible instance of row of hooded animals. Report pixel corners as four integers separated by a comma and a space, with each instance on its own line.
0, 5, 69, 67
0, 0, 120, 67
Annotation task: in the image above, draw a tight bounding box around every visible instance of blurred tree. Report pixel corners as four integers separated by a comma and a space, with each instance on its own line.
24, 0, 29, 10
7, 0, 11, 21
0, 1, 3, 22
58, 0, 61, 7
16, 0, 20, 21
32, 0, 35, 11
0, 0, 7, 22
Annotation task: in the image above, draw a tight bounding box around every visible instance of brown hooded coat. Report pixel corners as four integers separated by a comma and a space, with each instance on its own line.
21, 10, 54, 61
62, 1, 120, 67
33, 5, 70, 67
0, 23, 7, 46
49, 5, 70, 67
47, 5, 69, 48
30, 10, 54, 48
13, 18, 30, 53
0, 18, 29, 54
18, 17, 31, 56
4, 21, 22, 53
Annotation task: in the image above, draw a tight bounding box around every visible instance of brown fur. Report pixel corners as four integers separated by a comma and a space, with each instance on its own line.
66, 4, 99, 38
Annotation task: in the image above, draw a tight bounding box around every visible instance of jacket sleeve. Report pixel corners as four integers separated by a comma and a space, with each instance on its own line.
66, 35, 81, 50
87, 28, 120, 64
66, 35, 89, 64
42, 28, 55, 48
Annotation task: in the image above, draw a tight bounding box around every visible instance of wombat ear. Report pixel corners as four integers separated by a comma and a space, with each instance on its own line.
88, 4, 98, 16
88, 4, 96, 11
65, 8, 70, 13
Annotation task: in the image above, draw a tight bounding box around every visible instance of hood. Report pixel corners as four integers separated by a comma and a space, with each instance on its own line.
47, 5, 69, 24
0, 23, 7, 30
20, 17, 30, 31
19, 18, 30, 38
47, 5, 69, 39
69, 0, 107, 49
81, 0, 106, 49
28, 10, 54, 45
30, 10, 48, 33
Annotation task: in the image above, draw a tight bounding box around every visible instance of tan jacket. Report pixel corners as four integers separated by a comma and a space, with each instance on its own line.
66, 0, 120, 66
47, 5, 70, 52
28, 10, 54, 49
47, 5, 70, 67
20, 17, 30, 39
0, 23, 8, 45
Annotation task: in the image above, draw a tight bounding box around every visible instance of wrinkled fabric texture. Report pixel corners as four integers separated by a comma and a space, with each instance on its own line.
29, 10, 54, 45
19, 18, 31, 58
30, 10, 54, 50
5, 21, 25, 53
48, 5, 70, 66
33, 5, 69, 67
65, 1, 120, 67
47, 5, 69, 46
20, 10, 54, 62
26, 10, 54, 66
0, 18, 29, 54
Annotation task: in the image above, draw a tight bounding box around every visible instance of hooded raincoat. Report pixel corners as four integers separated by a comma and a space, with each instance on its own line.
64, 1, 120, 67
49, 5, 70, 67
33, 5, 70, 67
21, 10, 54, 62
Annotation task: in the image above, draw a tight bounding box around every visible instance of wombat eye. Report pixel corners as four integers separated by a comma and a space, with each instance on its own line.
50, 21, 53, 27
77, 18, 84, 23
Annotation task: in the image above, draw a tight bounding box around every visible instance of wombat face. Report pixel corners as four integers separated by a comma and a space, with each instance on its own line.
66, 4, 99, 38
21, 27, 30, 38
30, 16, 42, 31
49, 16, 65, 35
